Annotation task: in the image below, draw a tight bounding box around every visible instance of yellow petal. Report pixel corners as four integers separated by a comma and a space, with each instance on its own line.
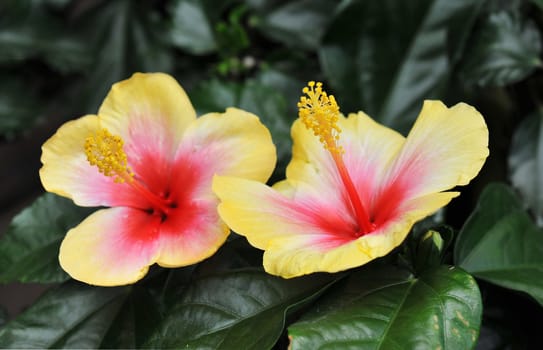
98, 72, 196, 161
39, 115, 146, 207
59, 207, 161, 286
384, 100, 489, 200
177, 107, 276, 184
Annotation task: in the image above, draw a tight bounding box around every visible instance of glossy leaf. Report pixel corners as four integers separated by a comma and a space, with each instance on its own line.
0, 193, 95, 283
508, 111, 543, 225
0, 281, 128, 349
145, 269, 337, 349
455, 183, 543, 306
459, 11, 542, 87
250, 0, 336, 50
288, 265, 482, 349
319, 0, 482, 133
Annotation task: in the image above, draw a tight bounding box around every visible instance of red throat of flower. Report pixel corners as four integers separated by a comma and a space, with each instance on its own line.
297, 82, 375, 235
84, 128, 175, 220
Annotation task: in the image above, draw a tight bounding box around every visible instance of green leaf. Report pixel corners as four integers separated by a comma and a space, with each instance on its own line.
0, 3, 91, 73
455, 183, 543, 306
459, 11, 542, 87
250, 0, 336, 50
534, 0, 543, 10
168, 0, 217, 55
508, 111, 543, 225
144, 269, 337, 349
288, 265, 481, 349
0, 72, 42, 137
0, 193, 95, 283
0, 281, 128, 349
319, 0, 483, 133
77, 0, 173, 112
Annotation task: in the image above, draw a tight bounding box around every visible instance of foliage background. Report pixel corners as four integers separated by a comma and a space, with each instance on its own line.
1, 0, 543, 348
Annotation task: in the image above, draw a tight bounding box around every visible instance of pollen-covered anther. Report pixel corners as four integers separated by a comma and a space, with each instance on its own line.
297, 81, 344, 155
84, 128, 134, 183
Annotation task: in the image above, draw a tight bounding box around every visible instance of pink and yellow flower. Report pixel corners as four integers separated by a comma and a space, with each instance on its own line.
213, 82, 489, 278
40, 73, 276, 286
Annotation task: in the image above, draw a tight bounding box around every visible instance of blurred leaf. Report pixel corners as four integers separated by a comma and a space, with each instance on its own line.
288, 265, 482, 349
78, 0, 173, 112
459, 11, 542, 87
319, 0, 483, 133
0, 281, 128, 348
0, 73, 42, 137
0, 3, 91, 73
250, 0, 336, 50
168, 0, 217, 55
455, 183, 543, 306
190, 79, 293, 179
532, 0, 543, 10
508, 110, 543, 225
0, 193, 95, 283
144, 269, 337, 349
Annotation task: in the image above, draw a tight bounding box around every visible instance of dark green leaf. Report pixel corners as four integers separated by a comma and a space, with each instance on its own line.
534, 0, 543, 10
168, 0, 217, 55
0, 281, 128, 349
0, 193, 95, 283
0, 73, 42, 137
459, 11, 542, 87
508, 111, 543, 225
144, 269, 337, 349
251, 0, 336, 50
319, 0, 483, 133
78, 0, 173, 112
455, 183, 543, 306
289, 265, 482, 349
0, 3, 91, 73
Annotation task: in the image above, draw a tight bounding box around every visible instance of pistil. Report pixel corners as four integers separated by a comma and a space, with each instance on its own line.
298, 82, 374, 234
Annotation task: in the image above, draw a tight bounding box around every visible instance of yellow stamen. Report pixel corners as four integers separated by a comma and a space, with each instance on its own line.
85, 128, 134, 183
297, 81, 343, 155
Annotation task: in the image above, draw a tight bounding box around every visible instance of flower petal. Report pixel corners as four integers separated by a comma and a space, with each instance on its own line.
98, 73, 197, 194
174, 107, 276, 185
40, 115, 147, 208
287, 112, 405, 214
213, 176, 356, 251
156, 199, 230, 267
59, 207, 161, 286
380, 100, 489, 202
262, 191, 459, 278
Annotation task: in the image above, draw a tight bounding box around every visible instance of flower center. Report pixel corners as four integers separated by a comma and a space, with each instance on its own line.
298, 82, 375, 235
85, 128, 174, 219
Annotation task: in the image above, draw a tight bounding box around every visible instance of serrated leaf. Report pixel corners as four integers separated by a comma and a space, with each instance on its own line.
319, 0, 482, 133
144, 269, 337, 349
455, 183, 543, 306
459, 11, 542, 87
251, 0, 336, 50
508, 111, 543, 225
289, 265, 482, 349
0, 281, 128, 349
0, 193, 95, 283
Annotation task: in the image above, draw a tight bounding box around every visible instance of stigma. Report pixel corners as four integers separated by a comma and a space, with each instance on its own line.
85, 128, 134, 183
